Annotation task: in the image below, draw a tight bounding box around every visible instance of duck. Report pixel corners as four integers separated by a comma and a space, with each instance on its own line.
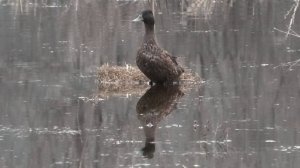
133, 10, 184, 85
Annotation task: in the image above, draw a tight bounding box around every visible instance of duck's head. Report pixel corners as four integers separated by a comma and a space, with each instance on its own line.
133, 10, 155, 26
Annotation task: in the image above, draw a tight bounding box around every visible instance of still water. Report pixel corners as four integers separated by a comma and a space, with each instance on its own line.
0, 0, 300, 168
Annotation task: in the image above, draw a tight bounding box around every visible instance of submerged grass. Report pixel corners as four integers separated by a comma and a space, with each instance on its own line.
97, 64, 201, 97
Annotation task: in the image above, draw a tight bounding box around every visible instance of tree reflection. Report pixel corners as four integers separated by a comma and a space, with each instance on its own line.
136, 85, 184, 159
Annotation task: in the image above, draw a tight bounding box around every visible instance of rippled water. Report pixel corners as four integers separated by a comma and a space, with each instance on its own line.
0, 0, 300, 168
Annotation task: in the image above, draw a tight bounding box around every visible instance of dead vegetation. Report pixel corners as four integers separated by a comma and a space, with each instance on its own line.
97, 64, 201, 97
98, 64, 149, 85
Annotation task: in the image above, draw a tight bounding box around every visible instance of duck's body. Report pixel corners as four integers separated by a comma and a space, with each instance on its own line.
134, 10, 184, 85
137, 39, 184, 84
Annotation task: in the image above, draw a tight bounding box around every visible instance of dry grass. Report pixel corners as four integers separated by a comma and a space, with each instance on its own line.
98, 64, 149, 85
97, 64, 201, 97
97, 64, 148, 97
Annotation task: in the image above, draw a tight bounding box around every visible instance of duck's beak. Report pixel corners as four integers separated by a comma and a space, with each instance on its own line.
132, 14, 143, 22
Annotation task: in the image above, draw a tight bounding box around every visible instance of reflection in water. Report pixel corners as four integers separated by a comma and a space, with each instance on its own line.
136, 85, 184, 158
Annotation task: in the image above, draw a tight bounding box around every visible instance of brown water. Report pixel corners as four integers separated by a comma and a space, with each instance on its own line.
0, 0, 300, 168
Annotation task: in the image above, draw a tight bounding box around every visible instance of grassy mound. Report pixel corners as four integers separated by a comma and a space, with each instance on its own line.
97, 64, 201, 97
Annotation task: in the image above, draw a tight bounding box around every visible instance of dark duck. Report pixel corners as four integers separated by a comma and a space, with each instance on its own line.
133, 10, 184, 85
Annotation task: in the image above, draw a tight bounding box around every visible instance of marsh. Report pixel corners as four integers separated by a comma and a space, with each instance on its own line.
0, 0, 300, 168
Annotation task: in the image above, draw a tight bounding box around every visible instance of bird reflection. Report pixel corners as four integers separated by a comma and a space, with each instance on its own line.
136, 85, 184, 159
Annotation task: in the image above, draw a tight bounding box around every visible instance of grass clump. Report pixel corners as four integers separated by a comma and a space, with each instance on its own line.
98, 64, 148, 85
97, 64, 148, 97
97, 64, 201, 97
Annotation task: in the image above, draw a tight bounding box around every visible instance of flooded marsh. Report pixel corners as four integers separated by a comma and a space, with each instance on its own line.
0, 0, 300, 168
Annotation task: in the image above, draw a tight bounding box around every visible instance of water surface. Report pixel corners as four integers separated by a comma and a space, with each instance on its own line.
0, 0, 300, 168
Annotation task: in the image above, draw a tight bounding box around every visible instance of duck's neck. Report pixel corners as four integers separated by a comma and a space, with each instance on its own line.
143, 24, 156, 45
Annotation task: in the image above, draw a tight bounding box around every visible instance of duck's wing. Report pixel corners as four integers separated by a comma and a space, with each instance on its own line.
159, 49, 184, 73
153, 46, 179, 66
138, 44, 183, 71
164, 51, 179, 65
